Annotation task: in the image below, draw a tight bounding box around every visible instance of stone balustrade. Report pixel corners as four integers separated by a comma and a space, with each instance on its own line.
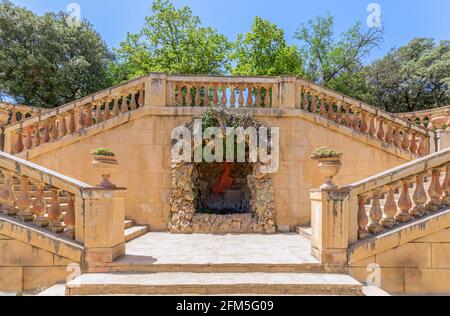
310, 148, 450, 264
296, 79, 434, 157
0, 151, 126, 264
0, 103, 47, 126
398, 106, 450, 129
3, 74, 437, 157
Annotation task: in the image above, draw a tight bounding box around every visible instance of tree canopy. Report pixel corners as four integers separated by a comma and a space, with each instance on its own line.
0, 0, 111, 108
231, 17, 303, 76
109, 0, 231, 84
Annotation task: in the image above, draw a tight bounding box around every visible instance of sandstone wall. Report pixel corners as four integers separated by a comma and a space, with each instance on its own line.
349, 227, 450, 295
30, 111, 408, 231
0, 234, 76, 294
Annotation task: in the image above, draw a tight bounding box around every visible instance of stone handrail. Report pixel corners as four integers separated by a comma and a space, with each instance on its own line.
0, 151, 126, 263
3, 73, 437, 157
296, 78, 435, 157
310, 148, 450, 264
397, 106, 450, 129
0, 102, 49, 126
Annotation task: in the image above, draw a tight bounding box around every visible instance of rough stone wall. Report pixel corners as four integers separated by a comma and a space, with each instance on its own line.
0, 234, 76, 294
349, 227, 450, 295
30, 112, 408, 231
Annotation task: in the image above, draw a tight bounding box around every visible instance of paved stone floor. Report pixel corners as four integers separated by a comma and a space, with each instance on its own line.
115, 233, 318, 265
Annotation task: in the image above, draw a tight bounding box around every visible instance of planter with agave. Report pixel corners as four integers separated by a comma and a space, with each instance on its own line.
310, 147, 343, 189
91, 148, 118, 189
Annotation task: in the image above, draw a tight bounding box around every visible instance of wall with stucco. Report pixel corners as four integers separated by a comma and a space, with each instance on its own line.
29, 110, 409, 231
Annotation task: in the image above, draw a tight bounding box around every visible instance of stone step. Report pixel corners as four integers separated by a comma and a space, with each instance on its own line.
124, 219, 135, 229
125, 225, 149, 243
296, 226, 312, 240
65, 272, 363, 296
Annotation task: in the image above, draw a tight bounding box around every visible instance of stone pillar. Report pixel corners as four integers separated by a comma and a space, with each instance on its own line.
279, 76, 297, 109
145, 73, 168, 107
437, 129, 450, 150
82, 188, 127, 264
310, 188, 350, 265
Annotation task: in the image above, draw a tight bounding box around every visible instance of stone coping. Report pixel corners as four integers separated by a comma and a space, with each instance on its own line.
341, 147, 450, 197
398, 105, 450, 118
348, 207, 450, 264
17, 106, 419, 162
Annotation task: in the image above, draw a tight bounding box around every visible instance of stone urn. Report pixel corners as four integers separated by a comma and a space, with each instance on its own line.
316, 157, 342, 189
91, 151, 118, 189
430, 115, 449, 130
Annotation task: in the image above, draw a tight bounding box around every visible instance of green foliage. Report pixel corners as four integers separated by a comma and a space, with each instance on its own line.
310, 147, 342, 160
231, 17, 304, 76
108, 0, 231, 84
0, 0, 112, 108
363, 38, 450, 112
295, 13, 383, 90
91, 148, 116, 157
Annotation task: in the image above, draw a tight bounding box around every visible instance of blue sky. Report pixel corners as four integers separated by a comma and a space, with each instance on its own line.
9, 0, 450, 62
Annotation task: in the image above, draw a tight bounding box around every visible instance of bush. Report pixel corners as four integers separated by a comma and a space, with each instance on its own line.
91, 148, 115, 157
310, 147, 342, 160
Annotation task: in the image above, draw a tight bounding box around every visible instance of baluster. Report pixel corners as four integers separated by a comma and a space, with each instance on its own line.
377, 119, 385, 141
393, 126, 402, 147
24, 126, 33, 150
129, 92, 137, 110
385, 123, 394, 144
319, 95, 326, 116
17, 175, 33, 221
0, 170, 16, 215
103, 97, 111, 121
409, 133, 418, 154
48, 189, 64, 233
42, 121, 50, 143
352, 110, 360, 130
238, 86, 244, 107
229, 86, 236, 108
411, 173, 428, 217
64, 193, 75, 239
59, 114, 67, 138
186, 85, 192, 106
264, 86, 271, 107
343, 105, 351, 126
176, 84, 184, 106
427, 168, 443, 211
368, 190, 384, 234
121, 95, 129, 113
382, 185, 398, 228
360, 112, 368, 133
195, 85, 202, 106
138, 89, 144, 107
327, 97, 335, 121
358, 194, 369, 239
213, 84, 219, 106
32, 182, 48, 227
11, 109, 17, 124
112, 96, 120, 116
204, 85, 210, 106
418, 136, 428, 156
302, 90, 310, 111
95, 102, 102, 123
77, 108, 85, 130
310, 93, 317, 113
396, 178, 413, 222
33, 124, 41, 147
15, 129, 24, 154
85, 105, 94, 127
50, 118, 59, 140
68, 111, 76, 134
335, 100, 343, 124
368, 115, 376, 136
246, 86, 253, 107
255, 86, 261, 107
221, 85, 228, 107
442, 163, 450, 206
401, 130, 410, 150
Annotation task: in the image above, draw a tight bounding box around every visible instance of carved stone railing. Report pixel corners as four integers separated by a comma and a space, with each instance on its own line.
310, 148, 450, 264
296, 79, 435, 157
3, 77, 147, 154
3, 74, 437, 157
398, 106, 450, 129
0, 151, 126, 264
0, 102, 48, 126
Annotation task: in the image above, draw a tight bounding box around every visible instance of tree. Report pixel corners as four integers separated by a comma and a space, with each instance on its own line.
295, 13, 383, 95
364, 38, 450, 112
0, 0, 112, 108
109, 0, 231, 84
231, 17, 303, 76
